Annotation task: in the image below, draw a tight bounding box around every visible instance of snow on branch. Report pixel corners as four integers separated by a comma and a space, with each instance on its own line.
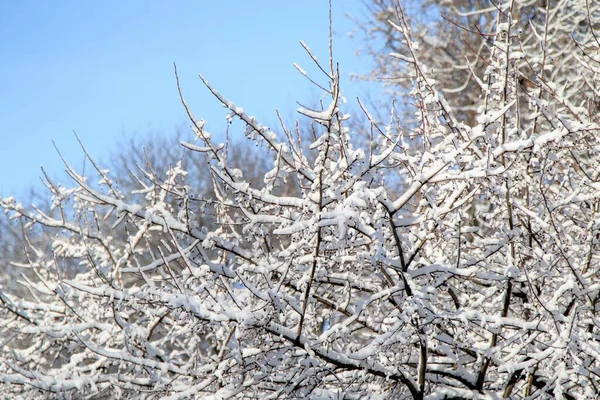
1, 1, 600, 398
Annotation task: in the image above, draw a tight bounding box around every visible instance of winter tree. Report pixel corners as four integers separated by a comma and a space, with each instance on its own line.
0, 129, 276, 297
360, 0, 600, 125
1, 0, 600, 398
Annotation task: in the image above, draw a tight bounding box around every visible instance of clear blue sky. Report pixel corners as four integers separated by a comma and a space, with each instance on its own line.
0, 1, 380, 198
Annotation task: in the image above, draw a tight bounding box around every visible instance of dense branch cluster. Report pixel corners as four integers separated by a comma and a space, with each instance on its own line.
1, 1, 600, 398
365, 0, 600, 126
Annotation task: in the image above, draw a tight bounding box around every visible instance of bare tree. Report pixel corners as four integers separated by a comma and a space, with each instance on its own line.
0, 127, 276, 296
360, 0, 600, 126
1, 1, 600, 398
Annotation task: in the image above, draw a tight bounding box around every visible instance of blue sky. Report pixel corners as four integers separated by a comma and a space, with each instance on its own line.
0, 1, 380, 198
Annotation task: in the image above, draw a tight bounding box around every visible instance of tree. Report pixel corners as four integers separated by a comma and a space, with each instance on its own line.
1, 1, 600, 398
0, 126, 279, 297
361, 0, 600, 125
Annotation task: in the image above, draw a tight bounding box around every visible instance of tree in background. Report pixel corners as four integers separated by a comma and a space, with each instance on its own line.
361, 0, 600, 125
0, 127, 276, 296
1, 1, 600, 398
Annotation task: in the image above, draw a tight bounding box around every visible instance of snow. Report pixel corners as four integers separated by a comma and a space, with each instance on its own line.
3, 4, 600, 397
